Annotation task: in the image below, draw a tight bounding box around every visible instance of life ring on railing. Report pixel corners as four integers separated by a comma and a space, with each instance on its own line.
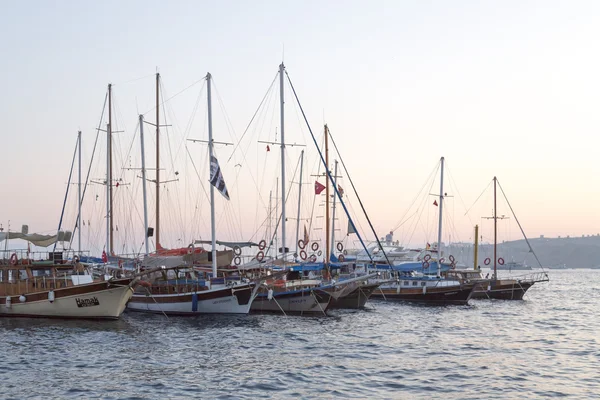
9, 253, 18, 266
311, 242, 319, 252
484, 257, 491, 265
138, 280, 152, 288
187, 244, 193, 255
451, 262, 456, 270
317, 250, 322, 256
498, 257, 505, 265
424, 254, 431, 262
439, 258, 445, 263
309, 254, 317, 262
336, 242, 343, 252
338, 254, 345, 262
256, 251, 264, 262
343, 249, 348, 255
233, 246, 242, 256
298, 239, 306, 249
422, 261, 430, 269
258, 240, 266, 250
73, 255, 80, 264
449, 255, 455, 263
300, 250, 307, 260
234, 256, 241, 266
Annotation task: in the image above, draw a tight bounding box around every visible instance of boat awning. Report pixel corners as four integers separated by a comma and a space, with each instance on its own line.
0, 232, 58, 247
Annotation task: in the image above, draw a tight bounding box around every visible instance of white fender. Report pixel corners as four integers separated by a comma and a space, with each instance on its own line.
267, 289, 274, 300
19, 295, 26, 303
48, 291, 55, 303
5, 296, 11, 308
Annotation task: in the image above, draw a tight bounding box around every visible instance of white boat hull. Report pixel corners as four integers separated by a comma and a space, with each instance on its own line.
127, 284, 256, 315
0, 285, 133, 319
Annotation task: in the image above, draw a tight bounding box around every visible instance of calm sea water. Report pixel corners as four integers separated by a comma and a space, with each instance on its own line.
1, 269, 598, 399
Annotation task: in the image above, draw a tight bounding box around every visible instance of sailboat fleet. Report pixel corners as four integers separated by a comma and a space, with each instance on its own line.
0, 63, 549, 320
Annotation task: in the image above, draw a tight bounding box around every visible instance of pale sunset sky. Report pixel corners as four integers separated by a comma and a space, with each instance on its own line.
1, 1, 599, 254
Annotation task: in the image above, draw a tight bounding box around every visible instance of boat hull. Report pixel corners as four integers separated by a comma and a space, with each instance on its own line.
127, 284, 255, 315
325, 283, 380, 309
371, 284, 474, 305
471, 280, 534, 300
0, 278, 134, 319
251, 289, 330, 314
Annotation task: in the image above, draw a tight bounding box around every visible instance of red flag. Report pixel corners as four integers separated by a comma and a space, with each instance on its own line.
102, 249, 108, 263
266, 145, 270, 152
116, 182, 119, 187
338, 184, 344, 197
433, 200, 438, 206
315, 181, 326, 195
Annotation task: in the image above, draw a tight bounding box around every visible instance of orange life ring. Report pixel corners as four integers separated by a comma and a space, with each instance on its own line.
498, 257, 505, 265
233, 246, 242, 256
317, 250, 322, 256
336, 242, 343, 252
439, 257, 445, 263
234, 256, 241, 266
9, 253, 18, 266
484, 257, 491, 265
187, 244, 193, 255
256, 251, 264, 261
258, 240, 266, 250
298, 239, 306, 249
138, 280, 152, 288
309, 254, 317, 262
449, 255, 455, 263
300, 250, 307, 260
311, 242, 319, 252
424, 254, 431, 262
422, 261, 430, 269
338, 254, 345, 262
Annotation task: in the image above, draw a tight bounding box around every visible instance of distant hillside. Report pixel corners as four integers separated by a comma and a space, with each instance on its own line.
444, 235, 600, 269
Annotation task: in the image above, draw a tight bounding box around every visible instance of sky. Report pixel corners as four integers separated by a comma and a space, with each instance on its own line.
1, 0, 599, 254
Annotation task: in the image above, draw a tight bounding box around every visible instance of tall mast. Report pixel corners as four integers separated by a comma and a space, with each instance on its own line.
436, 156, 445, 276
77, 130, 82, 256
330, 160, 339, 258
105, 122, 110, 255
473, 224, 479, 270
139, 115, 150, 256
324, 124, 330, 269
207, 73, 217, 278
279, 63, 286, 263
269, 190, 272, 258
275, 178, 279, 259
108, 83, 113, 254
493, 176, 498, 279
155, 72, 161, 250
294, 150, 304, 257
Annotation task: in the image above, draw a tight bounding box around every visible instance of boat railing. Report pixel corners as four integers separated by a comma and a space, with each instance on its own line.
0, 274, 77, 296
512, 271, 550, 283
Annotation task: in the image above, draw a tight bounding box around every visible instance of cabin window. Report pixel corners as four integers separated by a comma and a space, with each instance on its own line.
32, 269, 52, 277
403, 281, 409, 285
412, 281, 418, 286
421, 282, 426, 287
19, 270, 27, 279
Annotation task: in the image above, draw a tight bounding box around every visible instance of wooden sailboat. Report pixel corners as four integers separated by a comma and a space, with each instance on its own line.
468, 177, 549, 300
369, 157, 475, 305
126, 72, 259, 315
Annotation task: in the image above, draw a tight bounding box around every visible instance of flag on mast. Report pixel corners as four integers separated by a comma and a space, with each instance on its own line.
210, 155, 230, 200
314, 181, 326, 195
303, 224, 309, 244
433, 200, 438, 206
347, 220, 357, 235
102, 248, 108, 263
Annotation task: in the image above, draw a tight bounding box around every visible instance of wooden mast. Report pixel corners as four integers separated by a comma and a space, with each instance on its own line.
325, 124, 330, 272
108, 83, 114, 254
473, 224, 479, 270
155, 73, 160, 250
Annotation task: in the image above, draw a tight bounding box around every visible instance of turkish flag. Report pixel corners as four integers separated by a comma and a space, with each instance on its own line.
102, 250, 108, 263
433, 200, 438, 206
315, 181, 326, 195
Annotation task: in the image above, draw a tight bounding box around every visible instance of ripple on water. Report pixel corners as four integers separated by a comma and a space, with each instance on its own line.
0, 270, 598, 399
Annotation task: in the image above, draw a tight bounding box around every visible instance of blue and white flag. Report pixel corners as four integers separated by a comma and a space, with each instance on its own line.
209, 155, 230, 200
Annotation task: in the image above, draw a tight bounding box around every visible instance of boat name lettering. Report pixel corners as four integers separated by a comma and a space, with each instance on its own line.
212, 299, 232, 304
76, 297, 100, 307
